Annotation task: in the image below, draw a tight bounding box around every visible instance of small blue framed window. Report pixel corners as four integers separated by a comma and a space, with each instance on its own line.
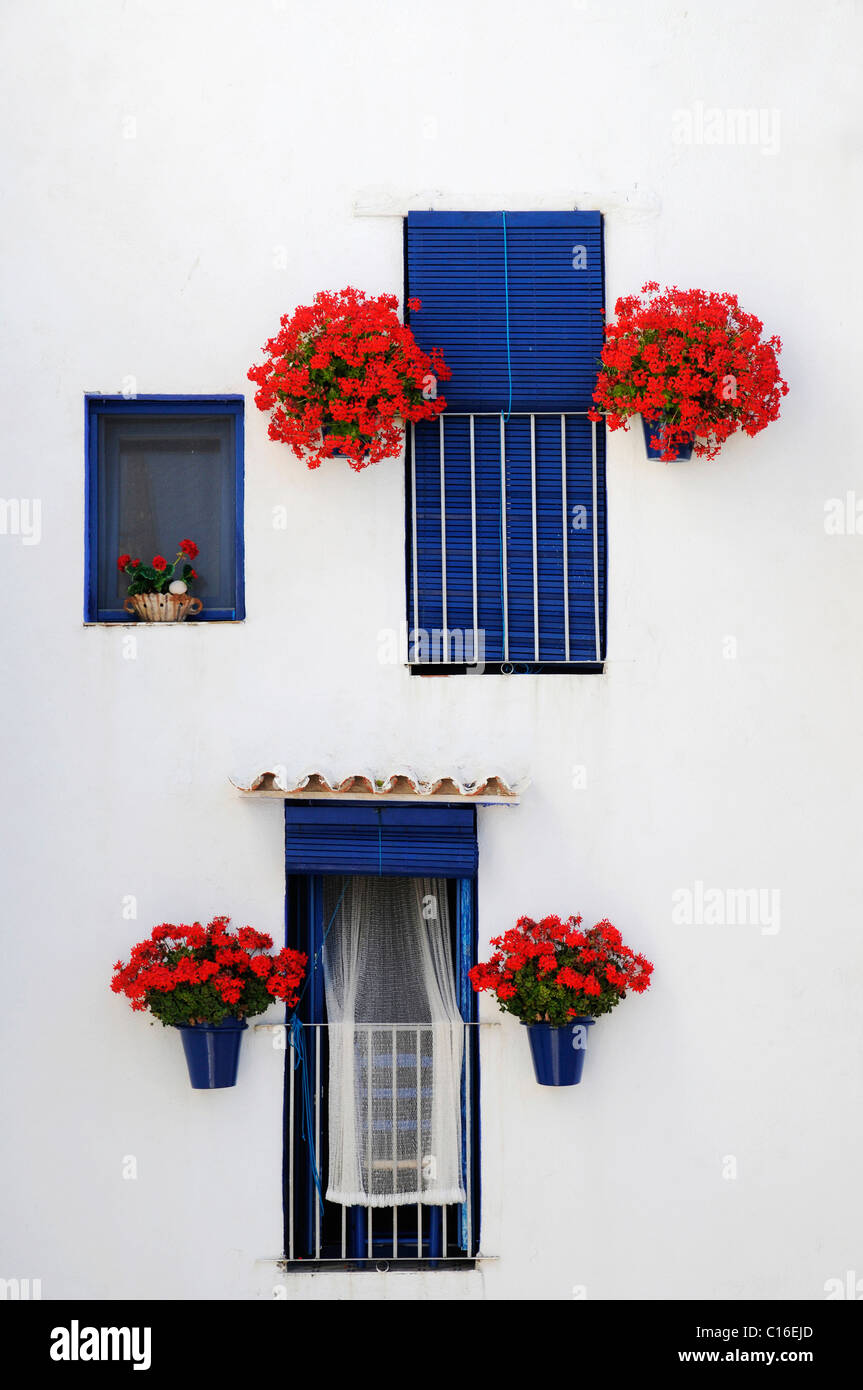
404, 211, 607, 673
84, 395, 244, 622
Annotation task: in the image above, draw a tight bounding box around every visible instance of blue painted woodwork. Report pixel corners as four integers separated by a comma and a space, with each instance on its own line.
283, 809, 481, 1263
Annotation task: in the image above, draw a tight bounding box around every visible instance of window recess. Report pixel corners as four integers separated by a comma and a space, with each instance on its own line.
405, 212, 606, 672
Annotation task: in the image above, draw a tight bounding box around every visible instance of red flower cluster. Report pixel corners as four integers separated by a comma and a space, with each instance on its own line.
179, 538, 199, 560
111, 916, 307, 1026
588, 282, 788, 460
248, 287, 451, 472
469, 914, 653, 1025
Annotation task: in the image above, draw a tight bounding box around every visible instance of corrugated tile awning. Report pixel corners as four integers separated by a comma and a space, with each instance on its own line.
231, 767, 526, 804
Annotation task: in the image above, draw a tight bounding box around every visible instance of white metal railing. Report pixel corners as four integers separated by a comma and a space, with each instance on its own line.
276, 1020, 490, 1263
410, 412, 600, 665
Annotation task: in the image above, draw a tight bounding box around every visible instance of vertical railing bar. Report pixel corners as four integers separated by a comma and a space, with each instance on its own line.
341, 1204, 346, 1261
288, 1030, 295, 1262
561, 413, 570, 663
416, 1025, 422, 1258
470, 415, 478, 661
531, 413, 539, 661
442, 1203, 448, 1259
439, 414, 448, 661
591, 417, 600, 660
465, 1023, 472, 1258
392, 1025, 398, 1258
411, 421, 419, 656
499, 413, 509, 661
367, 1029, 373, 1260
314, 1024, 321, 1259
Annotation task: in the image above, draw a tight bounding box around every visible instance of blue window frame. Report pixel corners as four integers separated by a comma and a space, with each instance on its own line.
283, 802, 481, 1268
84, 395, 244, 622
284, 802, 478, 877
405, 211, 607, 673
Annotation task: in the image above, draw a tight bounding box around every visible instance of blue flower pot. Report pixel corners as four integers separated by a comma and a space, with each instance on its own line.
523, 1018, 595, 1086
642, 416, 693, 460
176, 1018, 248, 1089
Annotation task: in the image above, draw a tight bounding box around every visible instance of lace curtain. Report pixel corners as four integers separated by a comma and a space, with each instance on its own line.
322, 875, 466, 1208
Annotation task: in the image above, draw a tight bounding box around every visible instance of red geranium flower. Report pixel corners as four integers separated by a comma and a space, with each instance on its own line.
117, 554, 131, 570
153, 555, 167, 571
590, 282, 788, 461
179, 538, 199, 560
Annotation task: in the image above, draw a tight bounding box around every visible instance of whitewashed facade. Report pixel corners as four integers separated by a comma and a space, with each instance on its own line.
2, 0, 862, 1301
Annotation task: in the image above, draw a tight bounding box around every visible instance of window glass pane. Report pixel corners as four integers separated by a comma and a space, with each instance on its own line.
97, 414, 236, 613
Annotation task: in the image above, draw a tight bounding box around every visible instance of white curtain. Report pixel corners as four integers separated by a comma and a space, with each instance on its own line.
322, 875, 466, 1208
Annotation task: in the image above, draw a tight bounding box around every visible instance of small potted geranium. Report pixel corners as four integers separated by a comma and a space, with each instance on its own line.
111, 916, 307, 1089
119, 538, 202, 621
470, 914, 653, 1087
588, 281, 788, 461
248, 286, 451, 471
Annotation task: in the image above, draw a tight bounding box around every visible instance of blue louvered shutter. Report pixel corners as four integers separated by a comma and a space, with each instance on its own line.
284, 802, 478, 877
406, 212, 606, 666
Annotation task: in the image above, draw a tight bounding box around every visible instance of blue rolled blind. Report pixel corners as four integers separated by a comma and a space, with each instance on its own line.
406, 211, 604, 413
405, 211, 606, 666
85, 396, 245, 624
284, 802, 478, 877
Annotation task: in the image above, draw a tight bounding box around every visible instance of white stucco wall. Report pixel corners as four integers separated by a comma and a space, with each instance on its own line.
1, 0, 861, 1301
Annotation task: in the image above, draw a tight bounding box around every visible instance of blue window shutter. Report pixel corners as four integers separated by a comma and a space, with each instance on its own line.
284, 802, 478, 877
406, 211, 604, 413
411, 414, 605, 663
